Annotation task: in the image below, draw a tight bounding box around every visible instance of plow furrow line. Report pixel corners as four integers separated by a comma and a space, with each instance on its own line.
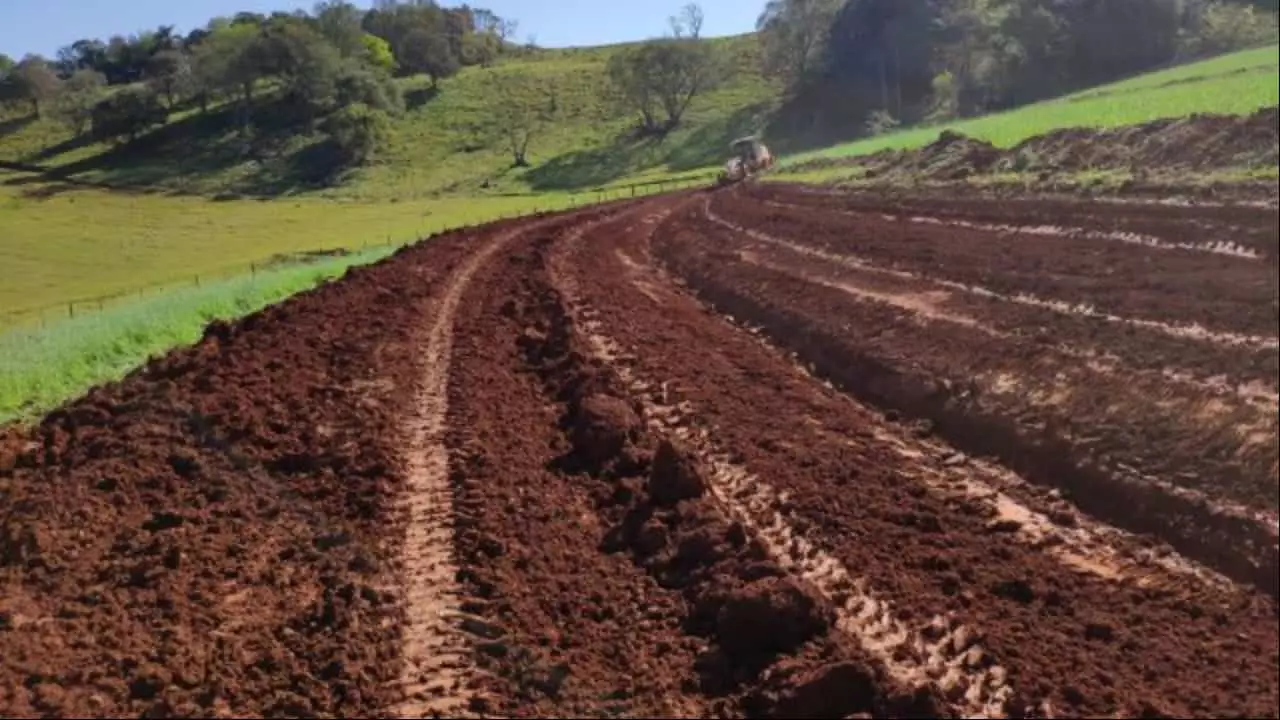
553, 221, 1016, 719
661, 232, 1244, 593
389, 223, 540, 718
706, 204, 1280, 352
761, 199, 1264, 259
736, 249, 1279, 416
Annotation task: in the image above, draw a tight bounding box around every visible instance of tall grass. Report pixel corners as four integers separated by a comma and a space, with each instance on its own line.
0, 248, 390, 424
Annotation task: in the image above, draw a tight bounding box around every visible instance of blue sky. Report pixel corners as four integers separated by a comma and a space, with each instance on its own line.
0, 0, 761, 59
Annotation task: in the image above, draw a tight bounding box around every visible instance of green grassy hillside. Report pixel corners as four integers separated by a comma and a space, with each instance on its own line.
0, 35, 776, 201
778, 43, 1279, 175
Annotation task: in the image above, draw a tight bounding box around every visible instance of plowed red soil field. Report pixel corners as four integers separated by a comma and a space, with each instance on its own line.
2, 182, 1277, 719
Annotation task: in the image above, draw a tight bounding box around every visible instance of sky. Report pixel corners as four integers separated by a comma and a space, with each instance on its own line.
0, 0, 761, 60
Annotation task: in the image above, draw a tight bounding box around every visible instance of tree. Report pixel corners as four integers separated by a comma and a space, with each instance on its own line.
322, 102, 393, 165
486, 70, 557, 167
314, 0, 367, 57
52, 69, 107, 133
496, 18, 519, 47
670, 3, 706, 39
10, 57, 61, 117
608, 34, 721, 133
400, 28, 459, 88
1179, 1, 1280, 57
361, 33, 397, 72
91, 86, 168, 143
255, 18, 345, 119
0, 54, 13, 76
335, 60, 404, 114
756, 0, 842, 88
608, 49, 662, 133
146, 49, 191, 107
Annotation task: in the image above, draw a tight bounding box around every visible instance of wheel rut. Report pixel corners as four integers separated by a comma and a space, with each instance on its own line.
550, 208, 1015, 718
389, 218, 563, 718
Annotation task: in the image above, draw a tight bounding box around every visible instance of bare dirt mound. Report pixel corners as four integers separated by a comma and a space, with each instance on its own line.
802, 107, 1279, 190
0, 220, 508, 717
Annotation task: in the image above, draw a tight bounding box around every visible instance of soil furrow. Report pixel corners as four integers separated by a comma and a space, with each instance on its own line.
704, 216, 1280, 514
0, 224, 489, 718
389, 220, 550, 718
760, 198, 1266, 259
716, 188, 1279, 339
553, 214, 1012, 717
555, 197, 1280, 717
668, 204, 1280, 598
708, 203, 1279, 352
756, 183, 1280, 260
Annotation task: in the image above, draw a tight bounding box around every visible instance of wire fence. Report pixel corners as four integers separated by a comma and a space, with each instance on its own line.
0, 172, 717, 331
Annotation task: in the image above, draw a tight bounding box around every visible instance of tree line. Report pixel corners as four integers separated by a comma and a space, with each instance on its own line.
757, 0, 1280, 137
0, 1, 522, 166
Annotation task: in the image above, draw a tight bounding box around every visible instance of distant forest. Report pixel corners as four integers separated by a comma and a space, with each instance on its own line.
756, 0, 1279, 140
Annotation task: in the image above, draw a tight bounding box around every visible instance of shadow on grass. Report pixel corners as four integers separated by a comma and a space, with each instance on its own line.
4, 99, 358, 199
524, 130, 662, 190
405, 86, 440, 111
0, 114, 36, 138
26, 132, 98, 162
526, 101, 775, 191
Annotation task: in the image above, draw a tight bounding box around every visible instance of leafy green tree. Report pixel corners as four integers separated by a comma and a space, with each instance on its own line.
91, 86, 168, 143
314, 0, 367, 57
756, 0, 842, 87
322, 102, 392, 165
0, 54, 13, 77
399, 28, 459, 88
335, 60, 404, 114
146, 49, 192, 107
608, 26, 722, 133
52, 69, 107, 133
361, 33, 397, 72
485, 69, 558, 167
1179, 1, 1280, 57
256, 18, 344, 112
10, 56, 61, 117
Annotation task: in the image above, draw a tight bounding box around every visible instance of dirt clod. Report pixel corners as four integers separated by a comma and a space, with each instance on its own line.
649, 440, 707, 505
573, 393, 641, 468
716, 578, 834, 656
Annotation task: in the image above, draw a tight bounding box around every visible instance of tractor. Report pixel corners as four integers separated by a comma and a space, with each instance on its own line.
718, 136, 775, 186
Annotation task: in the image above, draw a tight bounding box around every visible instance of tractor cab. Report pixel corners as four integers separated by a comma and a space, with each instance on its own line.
730, 137, 769, 166
718, 136, 775, 185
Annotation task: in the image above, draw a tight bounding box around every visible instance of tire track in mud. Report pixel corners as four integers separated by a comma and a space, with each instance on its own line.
390, 220, 561, 718
706, 204, 1280, 352
738, 247, 1280, 417
577, 197, 1279, 717
552, 211, 1017, 718
681, 201, 1280, 594
641, 208, 1246, 593
759, 199, 1266, 260
723, 232, 1280, 513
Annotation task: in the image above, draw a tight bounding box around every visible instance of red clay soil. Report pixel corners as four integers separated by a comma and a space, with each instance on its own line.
751, 182, 1280, 261
559, 200, 1280, 717
443, 213, 938, 719
796, 107, 1280, 185
1, 180, 1277, 718
656, 204, 1279, 597
0, 220, 520, 717
711, 190, 1280, 339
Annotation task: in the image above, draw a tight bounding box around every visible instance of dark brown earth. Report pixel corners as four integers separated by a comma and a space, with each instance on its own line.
789, 107, 1280, 201
1, 177, 1278, 717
